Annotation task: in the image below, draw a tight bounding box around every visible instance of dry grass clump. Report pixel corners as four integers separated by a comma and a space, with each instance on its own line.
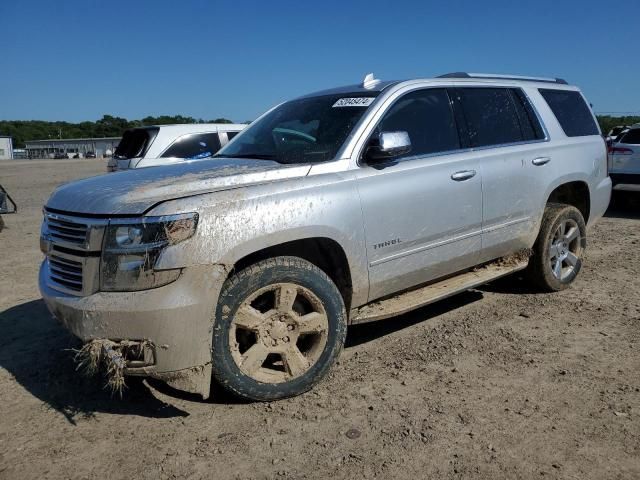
73, 339, 153, 397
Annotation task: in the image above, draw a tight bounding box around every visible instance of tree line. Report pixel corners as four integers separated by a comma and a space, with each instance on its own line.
2, 114, 639, 148
596, 115, 640, 137
0, 115, 237, 148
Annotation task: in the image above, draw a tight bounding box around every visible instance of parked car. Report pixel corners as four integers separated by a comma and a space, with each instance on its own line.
606, 125, 629, 143
106, 123, 246, 172
608, 124, 640, 192
53, 152, 67, 159
85, 151, 97, 158
39, 73, 611, 401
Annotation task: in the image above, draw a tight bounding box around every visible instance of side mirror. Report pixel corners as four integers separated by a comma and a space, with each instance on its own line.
365, 131, 412, 162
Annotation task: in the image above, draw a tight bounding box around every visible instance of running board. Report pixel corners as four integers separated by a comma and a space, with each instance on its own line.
350, 257, 529, 324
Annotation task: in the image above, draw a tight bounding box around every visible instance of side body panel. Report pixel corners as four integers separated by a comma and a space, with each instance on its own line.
355, 153, 482, 301
149, 169, 370, 309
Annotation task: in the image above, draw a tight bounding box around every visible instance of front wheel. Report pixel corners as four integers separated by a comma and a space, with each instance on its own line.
211, 256, 347, 401
527, 203, 587, 291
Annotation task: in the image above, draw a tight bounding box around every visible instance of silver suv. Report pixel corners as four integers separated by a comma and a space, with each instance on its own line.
39, 73, 612, 401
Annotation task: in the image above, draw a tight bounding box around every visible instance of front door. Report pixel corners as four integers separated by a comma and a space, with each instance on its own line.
355, 88, 483, 301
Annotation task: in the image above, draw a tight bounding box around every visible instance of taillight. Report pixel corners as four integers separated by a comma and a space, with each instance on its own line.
609, 147, 633, 155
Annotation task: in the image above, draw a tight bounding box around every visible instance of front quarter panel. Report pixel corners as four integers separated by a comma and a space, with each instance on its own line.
148, 172, 369, 308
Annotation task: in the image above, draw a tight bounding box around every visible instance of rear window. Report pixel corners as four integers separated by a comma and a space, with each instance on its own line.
161, 132, 222, 159
455, 88, 524, 147
538, 89, 599, 137
114, 128, 157, 159
619, 129, 640, 145
511, 89, 546, 141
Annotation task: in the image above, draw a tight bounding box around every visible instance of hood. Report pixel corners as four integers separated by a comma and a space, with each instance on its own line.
46, 158, 311, 215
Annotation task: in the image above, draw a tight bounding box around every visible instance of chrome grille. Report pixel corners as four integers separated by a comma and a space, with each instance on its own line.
46, 216, 88, 245
42, 211, 106, 296
48, 254, 83, 292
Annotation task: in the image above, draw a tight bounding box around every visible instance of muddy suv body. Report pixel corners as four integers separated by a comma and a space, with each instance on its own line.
39, 73, 611, 400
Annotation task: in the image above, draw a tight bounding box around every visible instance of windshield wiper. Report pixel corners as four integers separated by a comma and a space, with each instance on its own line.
213, 153, 277, 161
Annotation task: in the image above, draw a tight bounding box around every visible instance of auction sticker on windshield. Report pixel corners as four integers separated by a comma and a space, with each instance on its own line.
332, 97, 375, 107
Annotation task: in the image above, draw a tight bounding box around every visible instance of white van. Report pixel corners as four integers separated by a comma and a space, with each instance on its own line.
107, 123, 246, 171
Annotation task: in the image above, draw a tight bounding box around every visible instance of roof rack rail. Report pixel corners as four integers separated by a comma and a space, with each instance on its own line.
437, 72, 568, 85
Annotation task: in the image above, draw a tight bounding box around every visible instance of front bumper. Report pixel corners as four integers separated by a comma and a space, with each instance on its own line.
39, 261, 228, 396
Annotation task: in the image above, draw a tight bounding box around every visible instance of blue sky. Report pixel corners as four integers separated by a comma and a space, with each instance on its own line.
2, 0, 638, 122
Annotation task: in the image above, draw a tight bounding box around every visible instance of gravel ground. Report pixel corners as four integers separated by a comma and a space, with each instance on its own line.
0, 159, 639, 479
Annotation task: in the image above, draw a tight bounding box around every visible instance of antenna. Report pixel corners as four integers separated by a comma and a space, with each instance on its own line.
363, 73, 380, 89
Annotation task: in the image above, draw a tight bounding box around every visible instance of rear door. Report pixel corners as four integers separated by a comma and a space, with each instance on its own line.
451, 87, 550, 262
355, 88, 483, 300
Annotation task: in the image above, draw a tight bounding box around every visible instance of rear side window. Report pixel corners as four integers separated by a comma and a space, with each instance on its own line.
114, 128, 157, 159
538, 89, 599, 137
619, 129, 640, 145
455, 88, 524, 147
227, 131, 239, 140
161, 132, 222, 159
376, 88, 460, 158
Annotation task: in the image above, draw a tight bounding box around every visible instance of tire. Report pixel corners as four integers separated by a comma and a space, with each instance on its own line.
211, 256, 347, 401
527, 203, 587, 292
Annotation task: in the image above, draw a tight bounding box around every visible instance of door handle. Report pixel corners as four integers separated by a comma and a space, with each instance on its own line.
532, 156, 551, 166
451, 169, 477, 181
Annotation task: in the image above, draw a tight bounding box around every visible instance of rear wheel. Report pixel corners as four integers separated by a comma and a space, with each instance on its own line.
527, 203, 586, 291
211, 256, 347, 401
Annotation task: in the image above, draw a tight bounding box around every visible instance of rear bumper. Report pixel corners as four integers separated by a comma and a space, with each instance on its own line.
610, 173, 640, 191
39, 262, 228, 396
588, 176, 612, 228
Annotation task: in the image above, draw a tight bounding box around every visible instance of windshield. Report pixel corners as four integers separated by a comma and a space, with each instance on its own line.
215, 93, 378, 164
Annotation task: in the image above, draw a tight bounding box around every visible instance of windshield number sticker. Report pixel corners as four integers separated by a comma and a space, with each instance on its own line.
332, 97, 375, 108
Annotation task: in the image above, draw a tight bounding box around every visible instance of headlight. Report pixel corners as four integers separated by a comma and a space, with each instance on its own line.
100, 213, 198, 291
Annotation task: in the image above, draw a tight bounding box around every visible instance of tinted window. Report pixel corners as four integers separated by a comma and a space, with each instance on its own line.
538, 89, 599, 137
376, 88, 460, 158
456, 88, 523, 147
511, 89, 545, 141
619, 129, 640, 145
161, 132, 222, 159
226, 131, 239, 140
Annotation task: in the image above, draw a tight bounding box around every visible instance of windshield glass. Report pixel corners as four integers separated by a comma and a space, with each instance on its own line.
216, 93, 378, 164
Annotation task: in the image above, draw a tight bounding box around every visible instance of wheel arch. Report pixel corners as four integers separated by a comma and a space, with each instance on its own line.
545, 179, 591, 223
222, 233, 359, 312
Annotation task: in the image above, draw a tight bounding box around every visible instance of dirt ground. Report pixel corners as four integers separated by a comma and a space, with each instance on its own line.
1, 159, 639, 480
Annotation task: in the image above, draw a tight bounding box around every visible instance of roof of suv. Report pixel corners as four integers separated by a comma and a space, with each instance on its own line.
137, 123, 246, 134
300, 72, 577, 99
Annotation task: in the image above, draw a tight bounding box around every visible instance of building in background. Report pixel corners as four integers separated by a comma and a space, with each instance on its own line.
12, 149, 27, 159
0, 136, 14, 160
24, 137, 121, 158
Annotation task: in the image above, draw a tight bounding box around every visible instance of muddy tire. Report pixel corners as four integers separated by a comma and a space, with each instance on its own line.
211, 256, 347, 401
527, 203, 587, 292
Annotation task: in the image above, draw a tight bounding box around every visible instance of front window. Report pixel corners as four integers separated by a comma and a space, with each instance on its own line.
216, 93, 378, 164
